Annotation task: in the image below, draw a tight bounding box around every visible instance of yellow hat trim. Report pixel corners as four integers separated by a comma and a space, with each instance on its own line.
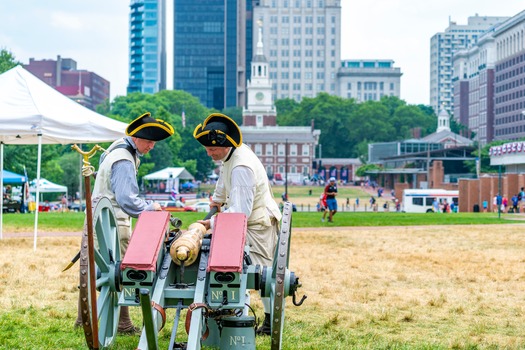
193, 113, 242, 147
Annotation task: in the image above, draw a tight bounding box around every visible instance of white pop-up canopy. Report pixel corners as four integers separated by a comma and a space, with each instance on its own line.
143, 167, 195, 195
0, 65, 127, 248
29, 178, 68, 193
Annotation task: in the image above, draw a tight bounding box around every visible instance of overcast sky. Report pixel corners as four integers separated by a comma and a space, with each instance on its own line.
0, 1, 523, 105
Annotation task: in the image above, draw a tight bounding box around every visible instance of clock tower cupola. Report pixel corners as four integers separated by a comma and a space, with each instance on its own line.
243, 20, 276, 127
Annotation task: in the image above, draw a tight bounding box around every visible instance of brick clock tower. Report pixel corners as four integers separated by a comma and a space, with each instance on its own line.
243, 20, 276, 127
241, 20, 320, 183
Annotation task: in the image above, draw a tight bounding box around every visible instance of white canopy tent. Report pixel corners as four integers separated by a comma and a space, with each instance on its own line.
143, 167, 195, 194
29, 178, 68, 202
0, 65, 127, 248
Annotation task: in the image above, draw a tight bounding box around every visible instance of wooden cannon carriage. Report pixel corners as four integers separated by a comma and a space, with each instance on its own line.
78, 198, 305, 349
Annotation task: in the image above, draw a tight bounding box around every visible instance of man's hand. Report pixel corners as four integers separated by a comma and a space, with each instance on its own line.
152, 202, 162, 211
209, 201, 222, 212
197, 219, 211, 231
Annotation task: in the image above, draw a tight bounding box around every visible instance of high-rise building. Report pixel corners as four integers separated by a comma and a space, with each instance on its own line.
253, 0, 341, 102
127, 0, 166, 94
337, 60, 402, 102
171, 0, 249, 110
24, 56, 110, 111
492, 11, 525, 142
452, 10, 525, 144
452, 31, 496, 145
430, 15, 508, 115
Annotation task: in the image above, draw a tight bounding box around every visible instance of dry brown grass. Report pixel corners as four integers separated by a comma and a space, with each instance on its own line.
2, 224, 525, 348
286, 224, 525, 347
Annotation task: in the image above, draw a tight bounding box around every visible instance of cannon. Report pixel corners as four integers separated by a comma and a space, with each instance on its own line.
78, 198, 305, 349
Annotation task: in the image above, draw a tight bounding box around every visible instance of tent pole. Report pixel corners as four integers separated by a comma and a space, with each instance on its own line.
0, 142, 3, 240
78, 145, 83, 209
33, 135, 42, 251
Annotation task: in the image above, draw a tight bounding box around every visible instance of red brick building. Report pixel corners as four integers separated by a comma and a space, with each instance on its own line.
24, 55, 110, 111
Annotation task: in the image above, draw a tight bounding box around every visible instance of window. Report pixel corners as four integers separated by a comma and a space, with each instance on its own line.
278, 144, 285, 155
266, 144, 273, 156
255, 144, 262, 156
302, 145, 310, 156
412, 197, 423, 206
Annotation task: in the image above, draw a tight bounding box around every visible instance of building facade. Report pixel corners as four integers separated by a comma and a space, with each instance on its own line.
493, 10, 525, 142
452, 10, 525, 144
337, 59, 402, 102
171, 0, 250, 110
127, 0, 167, 94
253, 0, 341, 102
241, 22, 320, 181
452, 30, 497, 145
430, 15, 508, 115
24, 56, 110, 111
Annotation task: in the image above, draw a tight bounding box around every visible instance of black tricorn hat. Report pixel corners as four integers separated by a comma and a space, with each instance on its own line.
126, 112, 174, 141
193, 113, 242, 148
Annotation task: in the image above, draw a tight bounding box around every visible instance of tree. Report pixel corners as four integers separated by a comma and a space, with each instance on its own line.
356, 163, 382, 177
0, 49, 20, 74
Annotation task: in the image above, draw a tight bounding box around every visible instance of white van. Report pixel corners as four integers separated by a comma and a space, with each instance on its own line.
402, 189, 459, 213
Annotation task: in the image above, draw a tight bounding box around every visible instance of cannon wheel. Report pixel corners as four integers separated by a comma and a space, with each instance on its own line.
79, 197, 121, 349
270, 201, 293, 350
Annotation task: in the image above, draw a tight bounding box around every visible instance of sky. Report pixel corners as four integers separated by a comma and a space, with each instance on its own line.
0, 1, 523, 105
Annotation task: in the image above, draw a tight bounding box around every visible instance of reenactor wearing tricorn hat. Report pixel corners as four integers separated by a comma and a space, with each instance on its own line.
75, 112, 174, 334
193, 113, 281, 335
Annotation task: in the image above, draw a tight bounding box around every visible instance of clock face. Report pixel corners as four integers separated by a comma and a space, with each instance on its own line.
255, 92, 264, 101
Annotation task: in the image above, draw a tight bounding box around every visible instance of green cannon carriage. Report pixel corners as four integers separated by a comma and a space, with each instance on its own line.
78, 198, 305, 349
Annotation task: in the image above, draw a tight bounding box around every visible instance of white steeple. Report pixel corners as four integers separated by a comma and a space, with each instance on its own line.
243, 19, 276, 127
436, 105, 451, 133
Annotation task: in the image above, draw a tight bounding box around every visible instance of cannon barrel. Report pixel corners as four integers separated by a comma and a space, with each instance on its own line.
169, 222, 206, 265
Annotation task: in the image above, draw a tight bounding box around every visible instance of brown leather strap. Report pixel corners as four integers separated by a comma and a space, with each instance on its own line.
151, 301, 167, 331
185, 303, 210, 341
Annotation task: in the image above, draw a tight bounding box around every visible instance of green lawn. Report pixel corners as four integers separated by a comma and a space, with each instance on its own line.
1, 210, 518, 233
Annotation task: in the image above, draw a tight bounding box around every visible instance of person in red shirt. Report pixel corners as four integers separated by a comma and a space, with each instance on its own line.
324, 177, 338, 222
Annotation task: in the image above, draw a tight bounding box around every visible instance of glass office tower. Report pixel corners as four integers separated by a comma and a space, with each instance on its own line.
173, 0, 247, 109
128, 0, 166, 94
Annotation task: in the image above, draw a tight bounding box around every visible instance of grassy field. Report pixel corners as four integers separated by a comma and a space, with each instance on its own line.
2, 224, 525, 349
0, 209, 518, 234
1, 185, 525, 349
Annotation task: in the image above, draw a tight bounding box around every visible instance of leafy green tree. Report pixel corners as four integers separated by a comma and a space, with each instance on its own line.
220, 106, 243, 126
356, 163, 382, 177
390, 104, 435, 139
0, 49, 20, 73
347, 101, 394, 149
58, 152, 81, 197
278, 93, 357, 158
275, 98, 300, 121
